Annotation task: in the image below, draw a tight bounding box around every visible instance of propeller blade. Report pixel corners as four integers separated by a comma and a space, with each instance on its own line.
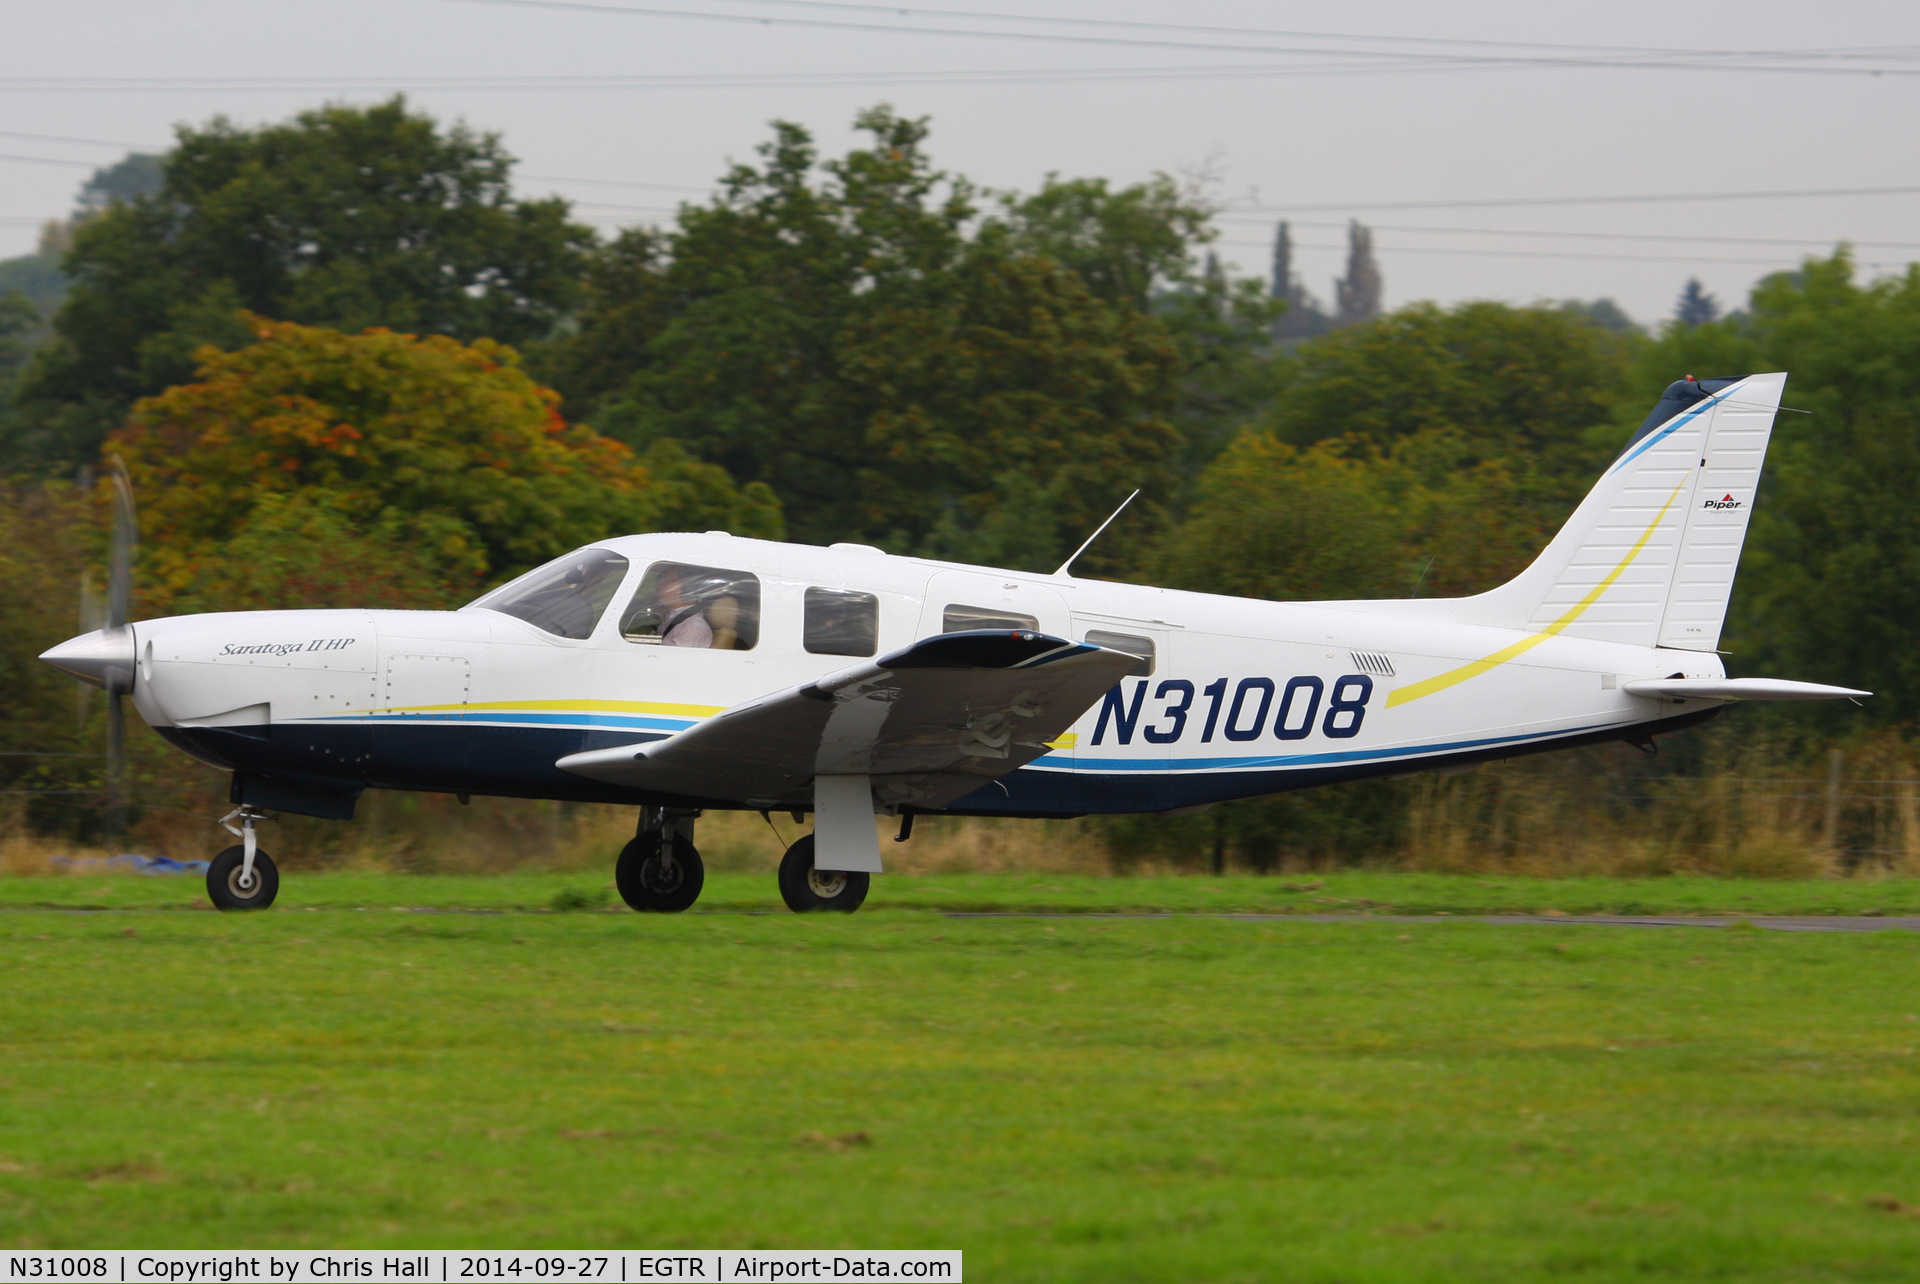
106, 688, 127, 845
104, 456, 137, 845
76, 570, 101, 734
78, 569, 103, 634
106, 455, 137, 633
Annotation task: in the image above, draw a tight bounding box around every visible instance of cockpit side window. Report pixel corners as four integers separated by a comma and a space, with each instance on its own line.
1082, 629, 1155, 677
620, 562, 761, 650
805, 587, 879, 657
468, 548, 630, 640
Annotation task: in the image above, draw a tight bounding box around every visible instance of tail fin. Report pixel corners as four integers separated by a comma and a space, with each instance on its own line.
1457, 372, 1785, 651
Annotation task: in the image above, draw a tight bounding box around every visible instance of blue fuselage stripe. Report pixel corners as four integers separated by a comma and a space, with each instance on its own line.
308, 712, 698, 732
1039, 719, 1625, 772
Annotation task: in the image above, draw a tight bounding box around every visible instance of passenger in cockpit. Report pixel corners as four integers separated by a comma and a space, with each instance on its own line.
704, 594, 741, 650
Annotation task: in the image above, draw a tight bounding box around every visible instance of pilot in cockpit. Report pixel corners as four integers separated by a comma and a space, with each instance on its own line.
656, 571, 741, 650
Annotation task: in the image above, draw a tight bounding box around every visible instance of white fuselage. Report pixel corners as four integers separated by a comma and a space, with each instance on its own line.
127, 531, 1724, 817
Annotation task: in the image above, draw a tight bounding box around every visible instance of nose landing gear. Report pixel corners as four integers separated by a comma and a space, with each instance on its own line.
208, 806, 279, 911
616, 806, 705, 912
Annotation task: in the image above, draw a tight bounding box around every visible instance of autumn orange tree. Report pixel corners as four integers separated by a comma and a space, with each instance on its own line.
112, 316, 780, 612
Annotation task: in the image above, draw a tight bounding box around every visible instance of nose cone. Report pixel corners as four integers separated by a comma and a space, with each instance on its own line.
41, 626, 136, 692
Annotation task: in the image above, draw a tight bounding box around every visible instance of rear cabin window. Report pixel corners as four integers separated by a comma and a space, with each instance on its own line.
805, 587, 879, 657
470, 548, 630, 640
1083, 629, 1155, 677
943, 603, 1039, 632
619, 562, 761, 650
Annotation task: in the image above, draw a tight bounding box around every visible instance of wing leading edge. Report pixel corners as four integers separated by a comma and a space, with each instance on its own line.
555, 630, 1142, 810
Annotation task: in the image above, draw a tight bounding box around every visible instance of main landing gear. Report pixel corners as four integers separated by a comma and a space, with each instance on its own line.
616, 807, 706, 913
777, 833, 870, 913
775, 776, 884, 913
208, 806, 279, 911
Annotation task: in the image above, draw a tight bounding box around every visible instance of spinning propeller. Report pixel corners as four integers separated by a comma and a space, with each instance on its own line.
41, 457, 139, 841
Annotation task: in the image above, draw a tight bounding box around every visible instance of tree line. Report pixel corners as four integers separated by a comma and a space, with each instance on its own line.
2, 96, 1917, 860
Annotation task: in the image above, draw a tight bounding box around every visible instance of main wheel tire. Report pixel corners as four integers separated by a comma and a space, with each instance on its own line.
615, 832, 705, 913
206, 845, 279, 911
777, 834, 869, 913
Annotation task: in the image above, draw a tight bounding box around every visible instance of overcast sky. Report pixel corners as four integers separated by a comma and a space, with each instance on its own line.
7, 0, 1920, 324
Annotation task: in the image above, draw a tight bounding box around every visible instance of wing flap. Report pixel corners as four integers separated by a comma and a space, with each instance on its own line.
556, 630, 1138, 809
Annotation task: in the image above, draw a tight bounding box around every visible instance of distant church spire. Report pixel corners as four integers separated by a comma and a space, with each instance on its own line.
1269, 220, 1330, 340
1333, 221, 1382, 328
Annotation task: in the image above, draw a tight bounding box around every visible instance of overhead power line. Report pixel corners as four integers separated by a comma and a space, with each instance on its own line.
0, 129, 159, 149
523, 173, 711, 193
1236, 184, 1920, 213
434, 0, 1920, 75
702, 0, 1920, 65
0, 66, 1483, 92
529, 180, 1920, 216
10, 51, 1920, 95
1215, 238, 1902, 268
1218, 217, 1920, 252
0, 152, 102, 169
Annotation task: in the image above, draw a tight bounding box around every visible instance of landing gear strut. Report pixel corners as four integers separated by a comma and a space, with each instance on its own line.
208, 806, 279, 911
616, 806, 705, 913
778, 774, 880, 912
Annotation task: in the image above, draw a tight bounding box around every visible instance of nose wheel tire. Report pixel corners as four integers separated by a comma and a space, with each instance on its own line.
206, 845, 279, 911
778, 834, 869, 913
616, 832, 705, 913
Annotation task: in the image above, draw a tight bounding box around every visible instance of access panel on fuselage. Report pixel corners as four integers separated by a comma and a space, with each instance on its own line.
916, 572, 1069, 640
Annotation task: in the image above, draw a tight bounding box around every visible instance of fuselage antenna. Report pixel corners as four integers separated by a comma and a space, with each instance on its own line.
1053, 489, 1141, 578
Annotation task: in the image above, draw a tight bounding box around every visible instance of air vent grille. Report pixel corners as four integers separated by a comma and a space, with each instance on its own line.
1350, 650, 1396, 677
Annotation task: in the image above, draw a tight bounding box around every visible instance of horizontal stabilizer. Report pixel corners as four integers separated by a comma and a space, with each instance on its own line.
1622, 677, 1870, 702
556, 630, 1141, 810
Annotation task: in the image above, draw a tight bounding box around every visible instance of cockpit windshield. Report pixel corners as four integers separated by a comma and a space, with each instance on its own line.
468, 548, 631, 639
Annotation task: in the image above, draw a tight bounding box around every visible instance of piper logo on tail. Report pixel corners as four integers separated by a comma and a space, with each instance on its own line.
1703, 493, 1744, 511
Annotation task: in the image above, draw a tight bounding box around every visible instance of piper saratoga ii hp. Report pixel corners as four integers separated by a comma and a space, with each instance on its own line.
41, 372, 1865, 912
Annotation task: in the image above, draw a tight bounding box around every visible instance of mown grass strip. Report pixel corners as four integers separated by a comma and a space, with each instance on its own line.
2, 899, 1919, 1279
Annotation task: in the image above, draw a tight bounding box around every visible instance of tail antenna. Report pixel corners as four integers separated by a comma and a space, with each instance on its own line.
1054, 489, 1141, 578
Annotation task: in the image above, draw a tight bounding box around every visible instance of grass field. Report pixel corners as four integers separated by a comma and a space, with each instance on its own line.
8, 867, 1920, 916
4, 871, 1920, 1280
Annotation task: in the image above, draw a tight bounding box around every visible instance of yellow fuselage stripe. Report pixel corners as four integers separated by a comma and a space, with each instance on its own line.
360, 699, 725, 717
1385, 475, 1690, 708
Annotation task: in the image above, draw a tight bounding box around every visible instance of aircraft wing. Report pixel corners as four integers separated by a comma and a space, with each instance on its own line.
555, 631, 1140, 810
1623, 677, 1870, 701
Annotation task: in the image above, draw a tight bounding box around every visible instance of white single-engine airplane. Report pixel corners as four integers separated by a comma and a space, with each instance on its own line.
41, 372, 1866, 912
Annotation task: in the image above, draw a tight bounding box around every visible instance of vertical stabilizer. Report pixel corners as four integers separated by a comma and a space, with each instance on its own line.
1454, 373, 1784, 651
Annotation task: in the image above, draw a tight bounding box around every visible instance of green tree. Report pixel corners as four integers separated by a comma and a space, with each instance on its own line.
991, 174, 1282, 478
0, 291, 37, 412
1154, 432, 1409, 601
0, 481, 104, 834
12, 98, 594, 473
112, 317, 779, 611
1675, 277, 1721, 327
76, 152, 163, 214
992, 174, 1209, 308
1266, 300, 1643, 470
538, 108, 1184, 569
